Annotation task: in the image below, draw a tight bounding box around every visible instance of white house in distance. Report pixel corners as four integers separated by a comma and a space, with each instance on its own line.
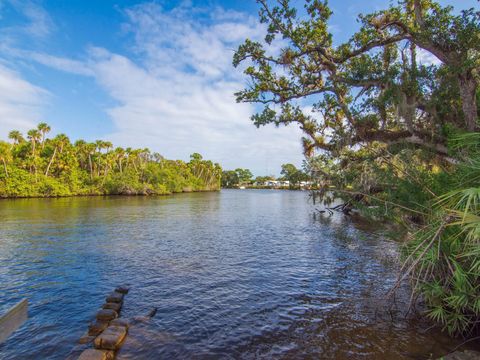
252, 180, 315, 189
253, 180, 290, 188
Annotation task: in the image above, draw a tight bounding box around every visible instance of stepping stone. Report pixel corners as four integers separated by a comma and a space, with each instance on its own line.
110, 318, 129, 329
88, 320, 109, 336
94, 325, 127, 350
106, 292, 124, 304
78, 331, 96, 344
102, 302, 121, 312
115, 286, 129, 294
96, 309, 118, 322
78, 348, 114, 360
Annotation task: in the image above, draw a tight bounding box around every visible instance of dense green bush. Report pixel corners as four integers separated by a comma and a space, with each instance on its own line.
0, 125, 221, 198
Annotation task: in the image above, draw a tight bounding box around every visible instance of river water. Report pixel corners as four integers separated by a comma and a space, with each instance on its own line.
0, 190, 474, 359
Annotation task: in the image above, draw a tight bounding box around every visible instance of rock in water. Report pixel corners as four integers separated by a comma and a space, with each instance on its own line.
77, 348, 114, 360
94, 325, 127, 351
96, 309, 118, 322
88, 321, 109, 336
110, 318, 129, 329
115, 286, 129, 294
78, 332, 96, 344
102, 302, 121, 312
106, 292, 124, 304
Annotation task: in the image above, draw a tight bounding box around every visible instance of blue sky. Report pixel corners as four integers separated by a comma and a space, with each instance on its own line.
0, 0, 475, 175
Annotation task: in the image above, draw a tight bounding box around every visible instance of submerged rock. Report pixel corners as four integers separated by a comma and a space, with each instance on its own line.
115, 322, 178, 359
77, 348, 114, 360
94, 325, 128, 351
115, 286, 129, 294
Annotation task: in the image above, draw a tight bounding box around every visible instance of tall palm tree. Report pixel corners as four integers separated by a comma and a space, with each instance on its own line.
8, 130, 25, 145
114, 147, 125, 174
27, 129, 41, 155
44, 134, 69, 176
27, 129, 41, 176
37, 123, 51, 149
86, 143, 96, 180
74, 140, 87, 170
95, 140, 106, 153
103, 141, 113, 153
56, 134, 69, 154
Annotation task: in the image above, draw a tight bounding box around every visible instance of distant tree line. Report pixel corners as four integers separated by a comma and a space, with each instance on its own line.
0, 123, 222, 197
221, 163, 309, 188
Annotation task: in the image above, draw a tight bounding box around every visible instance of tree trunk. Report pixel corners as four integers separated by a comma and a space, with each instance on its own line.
101, 166, 109, 186
45, 147, 57, 177
88, 154, 93, 180
458, 71, 478, 131
2, 159, 8, 178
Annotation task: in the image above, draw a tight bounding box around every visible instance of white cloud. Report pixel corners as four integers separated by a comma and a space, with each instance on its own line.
28, 52, 94, 76
87, 47, 303, 175
0, 62, 48, 138
3, 0, 54, 39
3, 2, 305, 175
90, 2, 304, 174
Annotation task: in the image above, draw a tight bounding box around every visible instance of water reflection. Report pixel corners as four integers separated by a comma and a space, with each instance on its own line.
0, 190, 476, 359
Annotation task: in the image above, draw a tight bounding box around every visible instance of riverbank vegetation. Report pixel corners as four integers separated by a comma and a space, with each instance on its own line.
0, 124, 221, 197
221, 163, 311, 188
221, 168, 253, 187
234, 0, 479, 336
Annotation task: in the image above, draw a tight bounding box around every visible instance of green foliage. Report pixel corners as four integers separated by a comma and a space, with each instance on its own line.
235, 168, 253, 183
254, 175, 276, 183
234, 0, 479, 156
280, 163, 309, 187
0, 124, 221, 198
0, 167, 71, 197
221, 170, 239, 188
235, 0, 480, 336
221, 168, 253, 187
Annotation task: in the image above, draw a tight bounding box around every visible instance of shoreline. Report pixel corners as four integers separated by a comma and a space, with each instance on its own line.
0, 188, 220, 200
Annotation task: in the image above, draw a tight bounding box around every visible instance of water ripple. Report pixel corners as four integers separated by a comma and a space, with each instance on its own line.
0, 190, 476, 359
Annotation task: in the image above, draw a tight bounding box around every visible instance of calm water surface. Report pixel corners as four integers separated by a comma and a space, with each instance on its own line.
0, 190, 474, 359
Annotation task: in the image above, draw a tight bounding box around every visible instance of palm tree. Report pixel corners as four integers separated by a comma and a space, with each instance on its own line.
27, 129, 41, 176
27, 129, 41, 155
74, 140, 87, 170
95, 140, 106, 153
56, 134, 69, 154
44, 134, 69, 177
114, 147, 125, 173
0, 141, 12, 178
86, 143, 96, 180
103, 141, 113, 153
37, 123, 51, 149
8, 130, 24, 145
